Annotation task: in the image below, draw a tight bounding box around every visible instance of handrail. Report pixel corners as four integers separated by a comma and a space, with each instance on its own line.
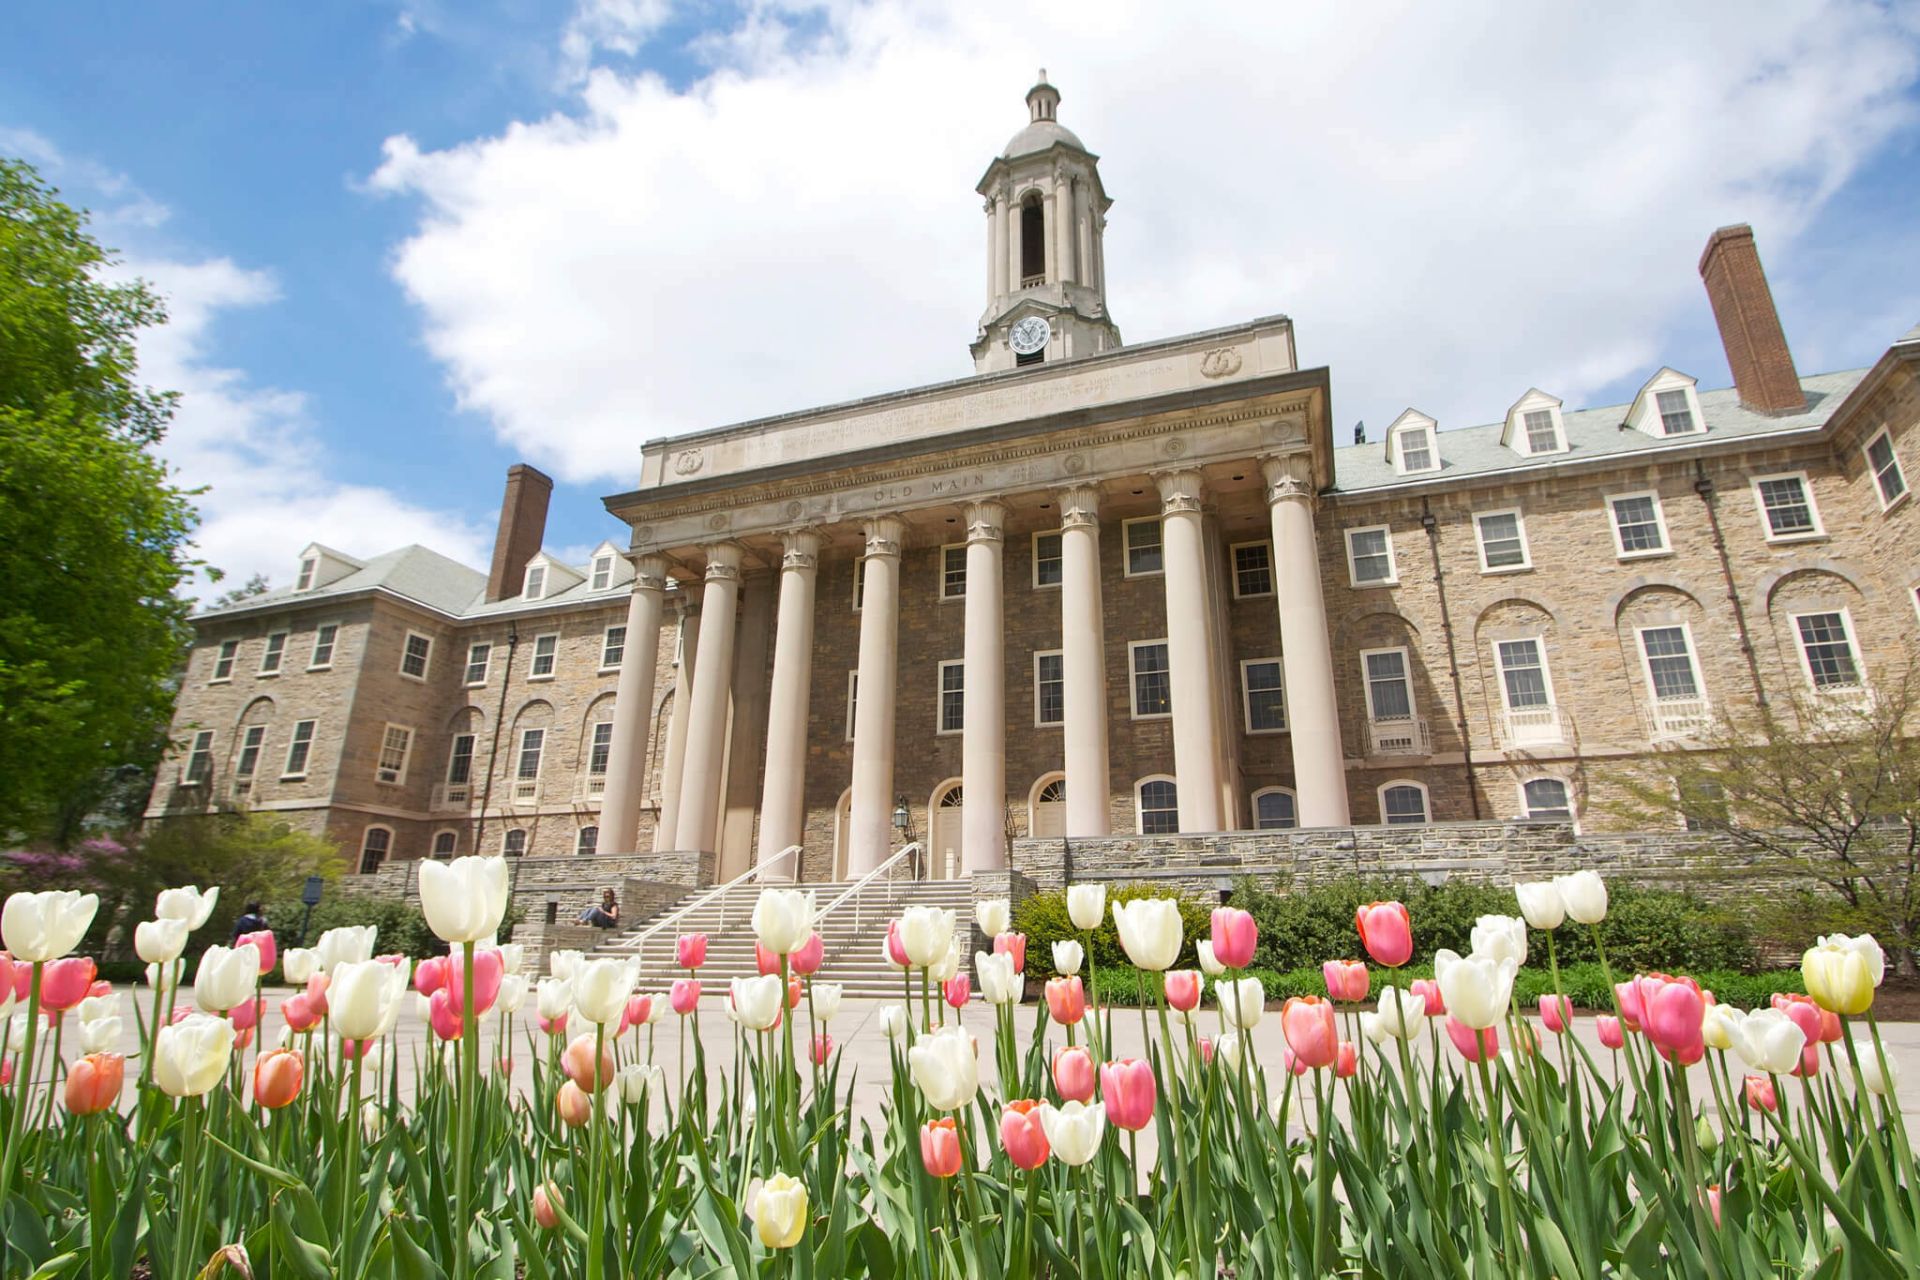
610, 844, 801, 962
815, 841, 921, 937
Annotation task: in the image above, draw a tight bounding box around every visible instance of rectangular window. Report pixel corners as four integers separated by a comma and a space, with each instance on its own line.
576, 826, 599, 856
1656, 389, 1697, 435
1639, 627, 1701, 700
1138, 779, 1179, 834
1346, 526, 1397, 586
1523, 410, 1560, 454
296, 557, 318, 591
530, 634, 558, 679
1381, 784, 1429, 824
259, 632, 287, 674
283, 721, 316, 778
1232, 542, 1274, 598
590, 555, 613, 591
941, 545, 967, 600
1362, 648, 1412, 721
400, 632, 432, 680
1608, 493, 1669, 557
1034, 650, 1064, 726
234, 725, 265, 779
524, 564, 547, 600
852, 558, 866, 611
1396, 427, 1435, 473
1130, 641, 1172, 718
1755, 473, 1822, 540
1032, 531, 1063, 588
376, 724, 413, 785
516, 727, 545, 781
1474, 510, 1530, 572
845, 671, 858, 741
309, 623, 338, 669
183, 731, 215, 784
588, 721, 614, 776
1495, 638, 1552, 709
464, 642, 491, 686
446, 733, 475, 785
211, 640, 238, 682
1867, 431, 1907, 509
1794, 611, 1862, 689
1241, 658, 1287, 733
937, 661, 965, 733
1124, 519, 1163, 577
601, 625, 626, 670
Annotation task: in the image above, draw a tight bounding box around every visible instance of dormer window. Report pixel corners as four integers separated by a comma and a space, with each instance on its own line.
523, 563, 547, 600
1502, 390, 1566, 457
1522, 412, 1558, 452
1625, 370, 1705, 440
295, 557, 317, 592
1385, 410, 1440, 476
590, 554, 613, 592
1656, 389, 1697, 435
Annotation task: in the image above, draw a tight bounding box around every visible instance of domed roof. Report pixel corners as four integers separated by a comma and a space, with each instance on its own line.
1002, 118, 1086, 159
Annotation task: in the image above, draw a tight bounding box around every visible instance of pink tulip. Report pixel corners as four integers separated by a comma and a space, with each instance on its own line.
0, 1060, 11, 1086
1163, 970, 1201, 1013
670, 979, 701, 1015
1322, 960, 1369, 1004
1745, 1074, 1778, 1113
497, 1057, 514, 1076
1335, 1041, 1358, 1079
1281, 1048, 1312, 1077
237, 929, 277, 976
993, 932, 1027, 974
1102, 1059, 1157, 1132
1793, 1043, 1821, 1078
450, 948, 505, 1018
340, 1037, 375, 1060
944, 975, 971, 1009
561, 1033, 615, 1093
1613, 981, 1644, 1030
282, 992, 320, 1033
790, 933, 825, 977
921, 1118, 962, 1177
87, 980, 111, 999
1596, 1015, 1625, 1050
533, 1182, 562, 1230
1282, 996, 1339, 1069
623, 994, 653, 1034
1706, 1185, 1722, 1229
1210, 908, 1258, 970
1539, 995, 1572, 1035
374, 953, 407, 969
1000, 1099, 1050, 1170
429, 988, 463, 1040
884, 920, 910, 968
1446, 1017, 1499, 1063
1354, 901, 1413, 968
538, 1011, 568, 1037
1638, 974, 1705, 1062
170, 1006, 194, 1025
1410, 978, 1446, 1017
233, 1024, 254, 1052
788, 977, 803, 1010
555, 1080, 591, 1127
676, 934, 708, 969
811, 1033, 833, 1066
229, 998, 259, 1031
1773, 993, 1841, 1044
1045, 976, 1086, 1026
0, 955, 13, 1002
414, 956, 450, 996
1197, 1037, 1215, 1065
755, 943, 781, 977
40, 957, 96, 1012
1053, 1047, 1096, 1103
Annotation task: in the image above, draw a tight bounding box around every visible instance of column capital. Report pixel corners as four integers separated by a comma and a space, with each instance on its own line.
701, 541, 744, 583
1057, 484, 1101, 530
1153, 468, 1206, 515
1260, 455, 1315, 507
778, 528, 823, 572
862, 515, 906, 560
962, 500, 1008, 545
628, 552, 670, 593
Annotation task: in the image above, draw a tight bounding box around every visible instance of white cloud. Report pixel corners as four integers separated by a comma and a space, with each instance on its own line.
371, 0, 1920, 482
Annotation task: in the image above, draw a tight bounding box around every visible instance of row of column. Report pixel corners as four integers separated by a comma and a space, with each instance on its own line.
595, 456, 1351, 876
986, 169, 1098, 301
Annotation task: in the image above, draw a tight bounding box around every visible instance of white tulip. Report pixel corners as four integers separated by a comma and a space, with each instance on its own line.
80, 1015, 122, 1054
731, 975, 784, 1032
976, 952, 1019, 1005
1554, 871, 1609, 925
1066, 884, 1107, 932
898, 907, 956, 968
1374, 986, 1426, 1040
418, 856, 510, 944
1702, 1004, 1744, 1053
134, 918, 190, 966
330, 959, 407, 1041
908, 1024, 979, 1111
811, 984, 843, 1023
1038, 1101, 1106, 1166
1469, 915, 1528, 966
2, 889, 99, 962
1360, 1012, 1387, 1046
1817, 934, 1886, 988
145, 959, 183, 995
879, 1004, 908, 1039
1052, 940, 1084, 976
644, 992, 668, 1024
1112, 898, 1183, 971
975, 898, 1011, 938
281, 947, 318, 985
1213, 1030, 1244, 1070
1434, 949, 1517, 1030
928, 942, 961, 984
315, 926, 377, 972
1856, 1040, 1899, 1095
1513, 882, 1565, 932
1269, 1087, 1307, 1129
1731, 1008, 1806, 1075
572, 957, 641, 1026
1217, 977, 1266, 1030
154, 885, 219, 931
616, 1062, 665, 1105
498, 974, 528, 1013
78, 994, 119, 1024
1196, 940, 1226, 978
752, 888, 817, 956
193, 945, 259, 1015
154, 1013, 235, 1097
548, 950, 584, 981
536, 977, 573, 1021
0, 988, 11, 1022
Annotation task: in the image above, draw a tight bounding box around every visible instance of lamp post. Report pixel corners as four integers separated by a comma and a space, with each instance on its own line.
892, 797, 920, 878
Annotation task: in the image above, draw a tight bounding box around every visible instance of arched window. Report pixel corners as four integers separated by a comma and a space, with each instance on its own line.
502, 828, 527, 857
1136, 776, 1179, 834
1020, 194, 1046, 285
1521, 778, 1572, 820
576, 825, 599, 856
359, 825, 392, 875
430, 830, 457, 859
1378, 781, 1430, 825
1252, 787, 1297, 830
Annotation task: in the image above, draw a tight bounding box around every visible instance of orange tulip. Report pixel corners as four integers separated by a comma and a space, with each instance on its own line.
253, 1048, 304, 1110
920, 1117, 962, 1177
64, 1052, 123, 1115
556, 1080, 592, 1127
561, 1033, 615, 1093
533, 1181, 563, 1230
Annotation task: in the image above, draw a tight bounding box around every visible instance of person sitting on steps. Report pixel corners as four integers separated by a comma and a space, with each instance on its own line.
577, 888, 621, 929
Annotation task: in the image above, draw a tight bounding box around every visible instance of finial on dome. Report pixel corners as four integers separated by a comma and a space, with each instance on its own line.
1026, 70, 1060, 123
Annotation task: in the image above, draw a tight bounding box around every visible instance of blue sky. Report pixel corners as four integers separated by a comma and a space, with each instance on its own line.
4, 2, 1918, 594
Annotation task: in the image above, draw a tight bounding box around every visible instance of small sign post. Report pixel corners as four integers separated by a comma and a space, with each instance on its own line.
297, 876, 324, 947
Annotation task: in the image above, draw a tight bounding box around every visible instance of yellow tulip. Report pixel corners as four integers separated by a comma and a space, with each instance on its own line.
1803, 943, 1875, 1015
753, 1174, 808, 1249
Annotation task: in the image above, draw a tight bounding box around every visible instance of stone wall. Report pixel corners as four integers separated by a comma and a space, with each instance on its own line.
336, 850, 711, 907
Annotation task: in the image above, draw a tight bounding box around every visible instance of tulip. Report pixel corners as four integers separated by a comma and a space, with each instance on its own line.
1053, 1046, 1095, 1102
1514, 881, 1565, 931
134, 918, 190, 966
154, 1013, 236, 1097
532, 1182, 563, 1230
1636, 973, 1706, 1061
449, 947, 505, 1019
752, 889, 816, 957
193, 946, 258, 1015
536, 977, 574, 1022
790, 933, 825, 977
879, 1004, 907, 1039
908, 1025, 979, 1111
413, 955, 450, 996
810, 1032, 833, 1066
1101, 1058, 1156, 1131
282, 992, 321, 1034
41, 956, 97, 1012
1210, 908, 1258, 970
1281, 995, 1339, 1068
976, 952, 1018, 1005
616, 1062, 664, 1105
676, 934, 708, 969
1001, 1099, 1050, 1169
419, 856, 510, 944
314, 925, 377, 972
1112, 898, 1183, 971
1197, 1035, 1217, 1064
1351, 900, 1413, 967
993, 931, 1027, 973
730, 975, 784, 1032
1614, 981, 1643, 1030
1856, 1039, 1898, 1095
154, 884, 220, 931
1470, 915, 1527, 966
1218, 976, 1266, 1030
1066, 884, 1107, 932
572, 957, 641, 1027
1195, 941, 1227, 978
78, 993, 116, 1024
426, 989, 462, 1041
562, 1032, 616, 1092
808, 983, 842, 1023
2, 890, 99, 963
1038, 1101, 1106, 1166
64, 1052, 123, 1115
1374, 986, 1426, 1039
1434, 949, 1517, 1030
670, 978, 701, 1015
141, 960, 180, 998
1773, 992, 1841, 1043
1741, 1072, 1778, 1113
80, 1015, 122, 1054
899, 908, 957, 968
785, 976, 803, 1008
943, 974, 971, 1009
621, 993, 653, 1034
1322, 959, 1368, 1003
253, 1047, 303, 1109
1549, 870, 1605, 924
538, 1012, 569, 1037
236, 929, 277, 976
330, 959, 407, 1041
1539, 995, 1572, 1035
1163, 970, 1201, 1013
1702, 1004, 1742, 1052
752, 1174, 808, 1250
921, 1117, 962, 1177
1446, 1018, 1499, 1063
1335, 1041, 1358, 1078
929, 943, 961, 983
1793, 1043, 1821, 1078
1804, 939, 1877, 1015
555, 1079, 592, 1127
1729, 1008, 1805, 1075
883, 920, 909, 969
1410, 977, 1445, 1017
1051, 939, 1084, 977
1032, 978, 1081, 1030
976, 898, 1011, 938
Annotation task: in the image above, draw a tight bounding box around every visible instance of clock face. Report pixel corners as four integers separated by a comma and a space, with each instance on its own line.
1009, 316, 1050, 356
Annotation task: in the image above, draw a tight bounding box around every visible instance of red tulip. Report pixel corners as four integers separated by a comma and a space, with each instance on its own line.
676, 934, 707, 969
555, 1080, 592, 1127
1322, 959, 1369, 1003
1053, 1046, 1096, 1103
993, 932, 1027, 974
533, 1182, 563, 1230
670, 979, 701, 1015
1281, 996, 1338, 1069
237, 929, 277, 976
1045, 976, 1086, 1026
1000, 1099, 1050, 1170
1446, 1017, 1498, 1063
64, 1052, 123, 1115
282, 992, 321, 1033
810, 1032, 833, 1066
790, 933, 825, 977
1596, 1015, 1626, 1050
0, 1060, 11, 1087
921, 1117, 962, 1177
1210, 908, 1258, 970
623, 994, 653, 1034
755, 943, 781, 977
40, 956, 96, 1012
561, 1033, 615, 1093
1354, 901, 1413, 968
414, 956, 449, 995
1335, 1041, 1358, 1079
944, 975, 971, 1009
1101, 1059, 1157, 1132
304, 973, 330, 1017
1410, 977, 1445, 1017
253, 1048, 303, 1109
1539, 995, 1572, 1035
449, 948, 505, 1017
429, 989, 463, 1041
1163, 970, 1201, 1013
1744, 1073, 1778, 1113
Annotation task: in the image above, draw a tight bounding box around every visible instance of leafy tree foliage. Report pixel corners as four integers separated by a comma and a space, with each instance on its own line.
0, 158, 197, 843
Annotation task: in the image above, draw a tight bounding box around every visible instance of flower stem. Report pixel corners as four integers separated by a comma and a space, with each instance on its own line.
0, 961, 44, 1197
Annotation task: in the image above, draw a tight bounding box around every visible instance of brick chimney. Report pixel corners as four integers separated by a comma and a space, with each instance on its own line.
485, 464, 554, 602
1698, 224, 1805, 415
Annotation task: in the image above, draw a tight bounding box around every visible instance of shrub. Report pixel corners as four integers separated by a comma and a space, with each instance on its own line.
1014, 883, 1213, 978
262, 893, 529, 963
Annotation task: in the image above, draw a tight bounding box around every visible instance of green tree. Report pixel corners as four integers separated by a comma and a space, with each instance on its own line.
0, 157, 197, 844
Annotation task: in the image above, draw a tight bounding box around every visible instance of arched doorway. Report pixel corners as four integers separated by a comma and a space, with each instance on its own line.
1028, 773, 1066, 838
830, 788, 854, 881
929, 780, 964, 880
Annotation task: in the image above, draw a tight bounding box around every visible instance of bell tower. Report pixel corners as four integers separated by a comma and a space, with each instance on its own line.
971, 72, 1122, 374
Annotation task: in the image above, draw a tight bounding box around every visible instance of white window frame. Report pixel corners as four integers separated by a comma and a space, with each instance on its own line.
1789, 607, 1865, 693
446, 733, 476, 786
308, 622, 339, 670
1391, 424, 1438, 475
358, 825, 393, 875
464, 642, 492, 687
1031, 530, 1064, 590
1128, 639, 1173, 720
210, 639, 238, 684
936, 659, 965, 735
1033, 649, 1065, 728
1359, 646, 1415, 723
844, 670, 858, 741
181, 730, 215, 785
295, 556, 318, 592
375, 723, 414, 786
1752, 471, 1825, 543
501, 829, 527, 858
575, 825, 599, 856
523, 562, 548, 601
1519, 777, 1574, 820
1634, 622, 1706, 706
590, 553, 614, 592
1239, 657, 1287, 735
1492, 636, 1557, 713
1626, 371, 1705, 440
233, 724, 267, 780
1344, 525, 1398, 587
1654, 387, 1701, 436
1230, 541, 1274, 599
514, 727, 546, 785
852, 557, 867, 612
1472, 509, 1531, 574
1865, 429, 1909, 512
1251, 786, 1298, 830
1377, 779, 1431, 825
600, 624, 626, 672
1122, 517, 1164, 578
529, 633, 559, 680
1606, 491, 1671, 560
258, 631, 288, 676
282, 720, 316, 779
939, 544, 967, 601
1135, 775, 1180, 835
399, 630, 433, 681
1518, 407, 1566, 456
586, 721, 614, 777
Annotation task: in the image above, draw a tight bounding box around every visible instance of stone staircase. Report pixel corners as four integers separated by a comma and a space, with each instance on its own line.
590, 877, 978, 999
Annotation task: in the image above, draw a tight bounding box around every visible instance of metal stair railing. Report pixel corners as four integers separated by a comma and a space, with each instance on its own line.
813, 841, 922, 940
605, 844, 801, 966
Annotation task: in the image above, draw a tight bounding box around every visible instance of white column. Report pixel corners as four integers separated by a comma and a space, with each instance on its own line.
1055, 171, 1077, 285
597, 554, 668, 855
848, 516, 905, 875
651, 601, 697, 850
1058, 485, 1111, 836
1156, 469, 1226, 832
1076, 190, 1093, 294
1041, 189, 1057, 282
1263, 457, 1350, 826
961, 501, 1007, 872
673, 543, 743, 854
987, 196, 1006, 301
756, 530, 820, 879
1007, 195, 1024, 289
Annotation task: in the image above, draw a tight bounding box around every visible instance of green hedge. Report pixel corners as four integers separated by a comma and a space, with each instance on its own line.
1012, 883, 1213, 976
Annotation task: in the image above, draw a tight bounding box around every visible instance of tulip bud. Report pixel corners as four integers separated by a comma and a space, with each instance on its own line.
193, 946, 259, 1015
1744, 1072, 1778, 1112
532, 1182, 563, 1230
921, 1117, 962, 1177
942, 974, 971, 1010
1434, 949, 1516, 1031
928, 943, 961, 984
1469, 916, 1527, 966
1553, 871, 1608, 924
616, 1062, 663, 1105
1000, 1099, 1050, 1170
1446, 1017, 1498, 1063
40, 956, 96, 1012
253, 1047, 304, 1109
1209, 908, 1257, 970
1856, 1039, 1899, 1096
1803, 939, 1877, 1016
899, 908, 957, 968
1374, 987, 1426, 1040
810, 1032, 833, 1066
236, 929, 277, 976
1539, 995, 1572, 1035
1052, 939, 1083, 976
79, 1014, 122, 1054
1409, 977, 1445, 1018
1101, 1058, 1156, 1132
751, 1174, 808, 1250
730, 975, 784, 1032
555, 1079, 592, 1127
1335, 1041, 1358, 1079
331, 959, 406, 1041
1513, 881, 1565, 931
134, 918, 190, 966
1282, 995, 1339, 1068
1066, 885, 1106, 932
752, 888, 817, 957
572, 957, 642, 1027
1593, 1014, 1622, 1051
1037, 1101, 1105, 1166
670, 978, 700, 1015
